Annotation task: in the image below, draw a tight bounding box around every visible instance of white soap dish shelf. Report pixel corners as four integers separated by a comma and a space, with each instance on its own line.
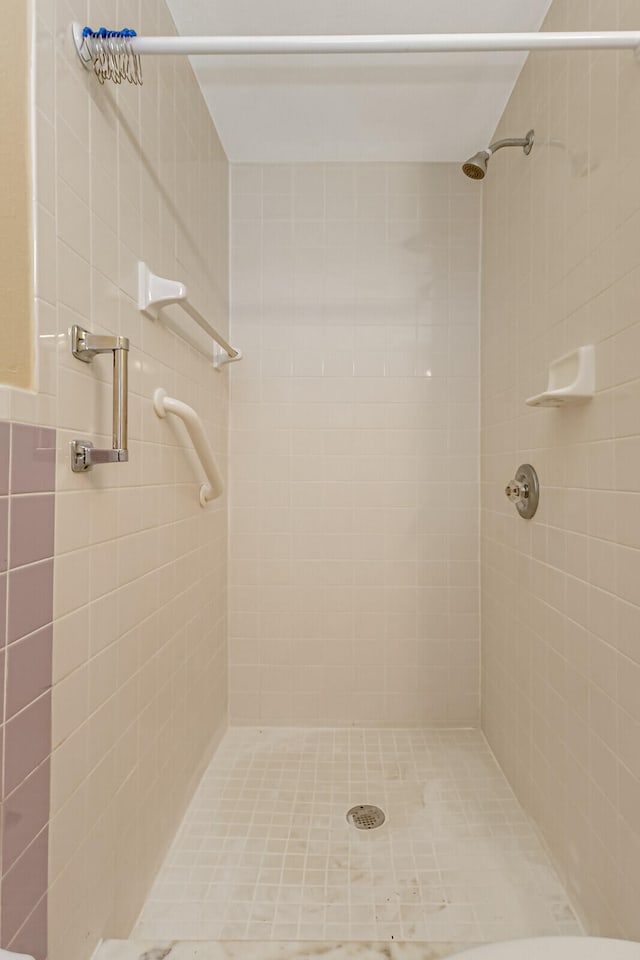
526, 345, 595, 407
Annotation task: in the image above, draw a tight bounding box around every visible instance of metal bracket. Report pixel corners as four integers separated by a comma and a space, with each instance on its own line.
70, 440, 129, 473
72, 324, 129, 360
70, 325, 130, 473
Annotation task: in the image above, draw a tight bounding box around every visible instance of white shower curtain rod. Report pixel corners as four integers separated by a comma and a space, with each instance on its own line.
126, 31, 640, 57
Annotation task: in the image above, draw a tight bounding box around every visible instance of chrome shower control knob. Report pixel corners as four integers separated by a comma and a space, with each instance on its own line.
505, 464, 539, 519
505, 480, 529, 503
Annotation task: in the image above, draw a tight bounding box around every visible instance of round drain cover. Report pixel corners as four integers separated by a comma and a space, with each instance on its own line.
346, 804, 385, 830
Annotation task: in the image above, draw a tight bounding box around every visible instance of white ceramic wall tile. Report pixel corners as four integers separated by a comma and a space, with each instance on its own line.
15, 3, 232, 960
229, 163, 481, 727
481, 0, 640, 942
134, 727, 581, 943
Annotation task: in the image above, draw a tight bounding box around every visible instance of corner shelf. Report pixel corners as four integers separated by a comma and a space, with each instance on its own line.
526, 345, 595, 407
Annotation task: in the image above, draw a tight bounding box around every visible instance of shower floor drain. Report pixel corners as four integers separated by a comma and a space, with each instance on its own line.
346, 804, 386, 830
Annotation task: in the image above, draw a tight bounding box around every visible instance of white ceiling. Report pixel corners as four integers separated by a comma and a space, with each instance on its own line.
165, 0, 553, 163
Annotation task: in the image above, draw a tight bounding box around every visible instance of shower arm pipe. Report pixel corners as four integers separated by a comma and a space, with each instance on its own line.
153, 389, 224, 506
126, 31, 640, 58
487, 136, 530, 154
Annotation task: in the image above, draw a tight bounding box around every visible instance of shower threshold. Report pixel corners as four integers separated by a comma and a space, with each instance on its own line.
96, 940, 472, 960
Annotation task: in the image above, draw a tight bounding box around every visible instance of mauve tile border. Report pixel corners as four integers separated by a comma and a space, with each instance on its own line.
1, 423, 55, 960
10, 425, 55, 496
0, 424, 9, 496
10, 495, 55, 570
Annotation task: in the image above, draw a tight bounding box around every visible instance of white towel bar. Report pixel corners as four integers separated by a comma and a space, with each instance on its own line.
139, 262, 242, 371
153, 389, 224, 506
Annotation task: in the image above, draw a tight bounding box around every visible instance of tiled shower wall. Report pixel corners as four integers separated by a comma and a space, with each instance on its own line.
0, 424, 55, 958
481, 0, 640, 940
229, 163, 481, 726
0, 2, 230, 959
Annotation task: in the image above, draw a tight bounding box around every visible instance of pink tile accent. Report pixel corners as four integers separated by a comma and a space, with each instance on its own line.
0, 423, 9, 496
0, 499, 7, 571
2, 761, 50, 874
0, 647, 4, 819
0, 572, 6, 647
3, 693, 51, 797
0, 648, 5, 725
7, 559, 53, 644
1, 828, 48, 950
10, 494, 55, 568
10, 425, 55, 495
7, 893, 47, 960
6, 626, 52, 720
0, 423, 54, 960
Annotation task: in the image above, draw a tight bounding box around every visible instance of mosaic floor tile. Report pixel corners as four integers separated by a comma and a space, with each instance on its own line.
134, 728, 582, 942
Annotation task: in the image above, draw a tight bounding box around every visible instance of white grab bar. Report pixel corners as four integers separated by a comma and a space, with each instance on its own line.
153, 389, 224, 506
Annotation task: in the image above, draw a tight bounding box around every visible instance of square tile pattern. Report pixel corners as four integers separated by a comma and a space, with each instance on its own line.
480, 0, 640, 940
25, 2, 231, 958
134, 728, 582, 943
229, 162, 481, 729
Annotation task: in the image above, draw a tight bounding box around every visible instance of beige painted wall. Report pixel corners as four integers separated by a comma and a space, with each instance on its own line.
0, 0, 34, 389
229, 162, 481, 726
481, 0, 640, 939
5, 2, 231, 959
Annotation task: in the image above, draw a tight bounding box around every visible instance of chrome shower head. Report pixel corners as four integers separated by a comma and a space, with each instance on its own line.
462, 151, 490, 180
462, 129, 534, 180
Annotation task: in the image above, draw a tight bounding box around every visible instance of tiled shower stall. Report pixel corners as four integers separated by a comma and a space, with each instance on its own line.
0, 0, 639, 959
